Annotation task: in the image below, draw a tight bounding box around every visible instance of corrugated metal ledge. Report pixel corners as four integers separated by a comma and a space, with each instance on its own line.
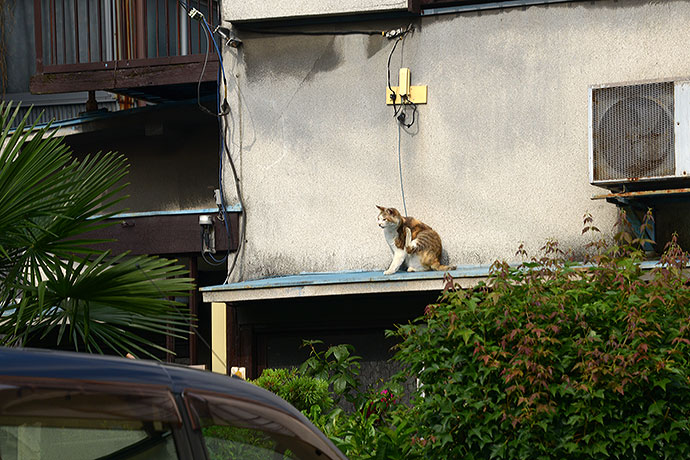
200, 259, 670, 303
200, 266, 492, 303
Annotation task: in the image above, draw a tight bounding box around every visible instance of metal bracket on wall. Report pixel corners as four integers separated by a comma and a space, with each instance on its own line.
386, 67, 427, 105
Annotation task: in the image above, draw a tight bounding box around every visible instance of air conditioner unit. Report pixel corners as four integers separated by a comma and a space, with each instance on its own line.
589, 79, 690, 188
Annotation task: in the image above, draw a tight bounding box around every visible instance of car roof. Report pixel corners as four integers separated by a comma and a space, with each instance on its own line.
0, 347, 300, 418
0, 347, 348, 460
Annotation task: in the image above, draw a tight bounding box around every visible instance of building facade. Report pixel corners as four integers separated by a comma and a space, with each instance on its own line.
203, 0, 690, 377
8, 0, 233, 368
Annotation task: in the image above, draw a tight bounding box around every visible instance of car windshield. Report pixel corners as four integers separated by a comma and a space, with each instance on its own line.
185, 389, 343, 460
0, 379, 181, 460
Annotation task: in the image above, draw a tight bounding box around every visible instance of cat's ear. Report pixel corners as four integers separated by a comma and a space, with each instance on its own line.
376, 205, 386, 211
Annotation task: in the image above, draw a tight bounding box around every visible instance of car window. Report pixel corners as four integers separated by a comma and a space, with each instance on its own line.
0, 379, 181, 460
0, 423, 177, 460
185, 390, 342, 460
201, 425, 298, 460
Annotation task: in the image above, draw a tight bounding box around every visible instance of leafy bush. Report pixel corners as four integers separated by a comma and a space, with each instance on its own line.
299, 340, 362, 406
391, 212, 690, 458
297, 340, 417, 459
252, 367, 333, 415
258, 212, 690, 459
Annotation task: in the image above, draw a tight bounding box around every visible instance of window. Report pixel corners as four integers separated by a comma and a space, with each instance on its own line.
185, 390, 336, 460
0, 379, 181, 460
202, 425, 299, 460
0, 422, 178, 460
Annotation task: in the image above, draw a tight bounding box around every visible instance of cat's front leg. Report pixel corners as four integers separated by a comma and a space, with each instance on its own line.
384, 249, 406, 275
405, 227, 419, 254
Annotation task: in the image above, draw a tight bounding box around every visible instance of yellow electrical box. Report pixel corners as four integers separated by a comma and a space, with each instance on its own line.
398, 68, 411, 97
386, 67, 427, 105
386, 85, 427, 105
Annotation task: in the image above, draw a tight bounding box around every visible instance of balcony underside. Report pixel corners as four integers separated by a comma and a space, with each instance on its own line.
30, 58, 219, 100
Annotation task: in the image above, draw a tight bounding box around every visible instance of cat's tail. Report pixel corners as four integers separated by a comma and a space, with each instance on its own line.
431, 262, 456, 272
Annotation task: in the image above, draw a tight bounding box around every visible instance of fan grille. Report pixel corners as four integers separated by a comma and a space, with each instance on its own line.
592, 82, 675, 181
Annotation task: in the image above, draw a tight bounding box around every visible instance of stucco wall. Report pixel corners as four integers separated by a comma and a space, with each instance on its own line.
222, 0, 690, 281
222, 0, 407, 22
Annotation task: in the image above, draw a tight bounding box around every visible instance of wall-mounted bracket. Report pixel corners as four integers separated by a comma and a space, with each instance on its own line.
386, 67, 427, 105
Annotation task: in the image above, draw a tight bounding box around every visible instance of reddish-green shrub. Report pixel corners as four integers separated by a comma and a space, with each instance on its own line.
391, 213, 690, 458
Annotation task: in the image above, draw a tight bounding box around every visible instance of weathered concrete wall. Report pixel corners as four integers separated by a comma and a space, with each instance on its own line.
222, 0, 407, 22
222, 0, 690, 281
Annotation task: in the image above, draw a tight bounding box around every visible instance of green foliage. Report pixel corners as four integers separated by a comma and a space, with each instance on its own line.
390, 211, 690, 458
252, 368, 333, 414
299, 340, 362, 405
262, 211, 690, 459
0, 103, 194, 358
202, 425, 284, 460
296, 340, 418, 459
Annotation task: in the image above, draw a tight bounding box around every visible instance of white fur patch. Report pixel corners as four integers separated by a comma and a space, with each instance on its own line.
405, 252, 424, 272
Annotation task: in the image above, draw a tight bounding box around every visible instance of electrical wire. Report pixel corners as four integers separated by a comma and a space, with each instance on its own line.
183, 4, 242, 275
222, 117, 246, 280
400, 95, 417, 128
386, 26, 414, 216
196, 23, 214, 117
201, 26, 232, 267
387, 37, 404, 119
397, 122, 408, 217
202, 14, 246, 280
200, 13, 247, 280
386, 25, 416, 128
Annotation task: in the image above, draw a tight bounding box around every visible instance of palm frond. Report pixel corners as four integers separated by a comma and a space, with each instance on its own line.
0, 102, 195, 358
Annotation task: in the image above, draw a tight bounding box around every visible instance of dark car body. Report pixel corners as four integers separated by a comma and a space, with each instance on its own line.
0, 347, 347, 460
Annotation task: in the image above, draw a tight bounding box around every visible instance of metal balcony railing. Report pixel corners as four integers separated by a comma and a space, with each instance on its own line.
33, 0, 219, 74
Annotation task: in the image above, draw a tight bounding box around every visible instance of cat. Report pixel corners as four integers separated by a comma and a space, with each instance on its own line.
376, 205, 456, 275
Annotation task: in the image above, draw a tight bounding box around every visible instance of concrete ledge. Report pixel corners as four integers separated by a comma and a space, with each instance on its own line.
200, 266, 492, 303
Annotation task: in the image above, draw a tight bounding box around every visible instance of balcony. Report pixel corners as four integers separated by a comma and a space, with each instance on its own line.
31, 0, 220, 102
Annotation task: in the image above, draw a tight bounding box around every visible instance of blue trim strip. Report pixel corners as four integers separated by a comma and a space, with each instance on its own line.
107, 206, 242, 219
201, 265, 493, 292
200, 258, 669, 293
91, 205, 242, 220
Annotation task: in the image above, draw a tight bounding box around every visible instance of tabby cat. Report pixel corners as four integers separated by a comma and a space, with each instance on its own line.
376, 205, 456, 275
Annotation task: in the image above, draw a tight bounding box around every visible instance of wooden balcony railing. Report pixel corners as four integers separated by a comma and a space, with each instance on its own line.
31, 0, 220, 95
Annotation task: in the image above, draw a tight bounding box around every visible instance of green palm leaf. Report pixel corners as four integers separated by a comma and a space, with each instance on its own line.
0, 102, 195, 358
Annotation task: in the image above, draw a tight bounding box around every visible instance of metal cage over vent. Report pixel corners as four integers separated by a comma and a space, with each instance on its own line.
590, 81, 676, 183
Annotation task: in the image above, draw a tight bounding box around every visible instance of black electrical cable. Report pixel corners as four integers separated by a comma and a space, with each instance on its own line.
192, 11, 246, 280
386, 27, 416, 128
387, 37, 404, 118
196, 26, 215, 117
400, 95, 417, 128
222, 119, 246, 279
187, 6, 241, 274
197, 23, 230, 117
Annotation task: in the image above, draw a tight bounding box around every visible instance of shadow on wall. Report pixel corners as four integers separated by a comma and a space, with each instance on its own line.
242, 35, 342, 82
